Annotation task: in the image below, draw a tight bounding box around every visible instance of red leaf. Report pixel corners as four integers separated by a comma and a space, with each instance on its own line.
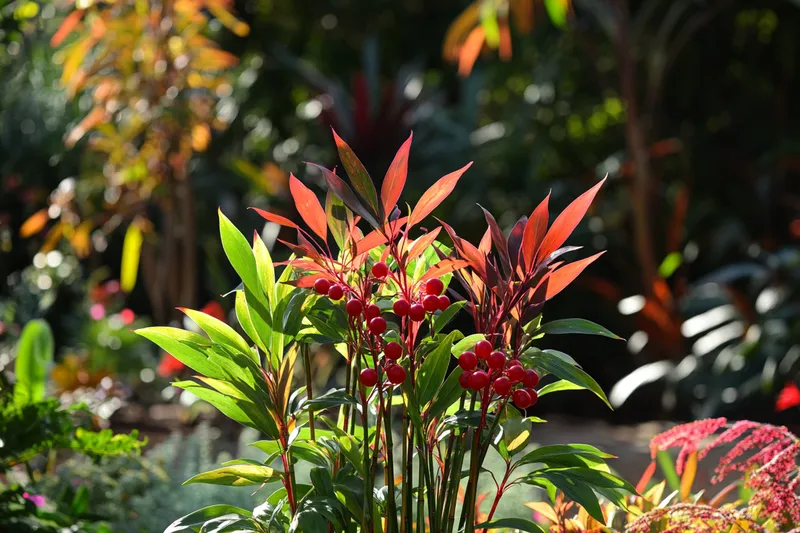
408, 162, 472, 227
332, 129, 381, 218
309, 163, 381, 229
381, 133, 412, 218
289, 174, 327, 241
776, 381, 800, 412
544, 252, 605, 300
480, 206, 511, 276
507, 216, 527, 272
419, 259, 471, 283
250, 207, 300, 230
636, 461, 657, 494
478, 227, 492, 254
536, 178, 606, 263
407, 227, 442, 262
286, 273, 337, 288
354, 217, 408, 257
438, 218, 486, 279
51, 9, 84, 47
522, 193, 550, 271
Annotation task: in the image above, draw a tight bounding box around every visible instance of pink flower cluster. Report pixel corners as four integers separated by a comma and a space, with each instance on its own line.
628, 503, 765, 533
649, 417, 727, 474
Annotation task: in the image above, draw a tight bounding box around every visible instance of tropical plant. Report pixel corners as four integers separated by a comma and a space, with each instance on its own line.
0, 319, 144, 533
137, 132, 636, 532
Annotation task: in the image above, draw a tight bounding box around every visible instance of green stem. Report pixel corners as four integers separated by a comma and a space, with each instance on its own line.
379, 385, 399, 533
460, 390, 488, 533
361, 387, 374, 533
302, 344, 315, 441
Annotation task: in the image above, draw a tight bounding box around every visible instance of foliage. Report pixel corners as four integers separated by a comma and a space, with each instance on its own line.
0, 319, 145, 533
138, 132, 633, 532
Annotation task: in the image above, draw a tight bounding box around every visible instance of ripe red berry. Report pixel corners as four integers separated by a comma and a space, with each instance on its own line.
384, 342, 402, 360
507, 359, 522, 368
437, 295, 450, 311
469, 370, 490, 390
425, 278, 444, 296
360, 368, 378, 387
408, 303, 426, 322
371, 262, 389, 278
459, 370, 473, 389
488, 351, 507, 370
458, 351, 478, 371
526, 388, 539, 406
368, 317, 387, 335
393, 299, 410, 316
522, 369, 540, 388
327, 284, 344, 300
493, 376, 512, 396
474, 340, 492, 359
345, 299, 363, 316
364, 304, 381, 320
506, 364, 525, 383
422, 294, 440, 312
386, 364, 406, 385
314, 278, 331, 295
513, 389, 532, 409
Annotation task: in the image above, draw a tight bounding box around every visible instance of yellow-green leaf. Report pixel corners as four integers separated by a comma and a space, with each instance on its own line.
183, 464, 280, 486
121, 222, 143, 293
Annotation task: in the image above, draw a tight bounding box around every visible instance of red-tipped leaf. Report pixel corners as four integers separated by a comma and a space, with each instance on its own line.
408, 162, 472, 227
521, 193, 550, 270
381, 133, 412, 218
479, 206, 511, 276
536, 178, 606, 263
544, 251, 605, 300
289, 174, 327, 241
507, 216, 527, 271
478, 227, 492, 254
250, 207, 300, 230
309, 163, 381, 229
406, 227, 442, 262
332, 129, 381, 219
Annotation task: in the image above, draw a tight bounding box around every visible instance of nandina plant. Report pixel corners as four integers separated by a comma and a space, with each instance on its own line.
138, 132, 635, 533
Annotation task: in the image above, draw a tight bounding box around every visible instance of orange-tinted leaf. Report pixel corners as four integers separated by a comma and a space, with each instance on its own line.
289, 174, 327, 241
478, 227, 492, 254
407, 227, 442, 262
438, 218, 487, 279
286, 274, 334, 288
545, 251, 605, 300
20, 209, 49, 237
309, 163, 381, 229
679, 451, 697, 501
51, 9, 84, 47
332, 129, 381, 219
419, 259, 470, 283
443, 3, 480, 61
458, 26, 485, 76
354, 229, 389, 258
250, 207, 300, 230
409, 162, 472, 227
536, 178, 606, 263
381, 132, 412, 218
522, 193, 550, 270
636, 461, 657, 494
479, 206, 511, 276
498, 21, 512, 60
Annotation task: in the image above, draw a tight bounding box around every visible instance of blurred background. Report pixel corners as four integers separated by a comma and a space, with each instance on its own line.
0, 0, 798, 522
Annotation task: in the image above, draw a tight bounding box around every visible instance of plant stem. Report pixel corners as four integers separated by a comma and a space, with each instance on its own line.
463, 388, 490, 533
361, 387, 374, 533
302, 344, 315, 441
481, 463, 512, 533
379, 384, 399, 533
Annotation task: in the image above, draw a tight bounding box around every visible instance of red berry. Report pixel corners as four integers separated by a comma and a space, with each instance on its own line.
513, 389, 532, 409
437, 295, 450, 311
345, 299, 363, 316
488, 351, 507, 370
368, 317, 387, 335
314, 278, 331, 295
458, 351, 478, 371
423, 294, 439, 312
425, 278, 444, 296
364, 304, 381, 320
507, 359, 522, 368
493, 376, 512, 396
360, 368, 378, 387
386, 364, 406, 385
385, 342, 402, 360
328, 284, 344, 300
506, 365, 524, 383
393, 299, 410, 316
409, 303, 426, 322
522, 369, 540, 388
469, 370, 490, 390
526, 388, 539, 406
459, 370, 473, 389
371, 262, 389, 278
474, 340, 492, 359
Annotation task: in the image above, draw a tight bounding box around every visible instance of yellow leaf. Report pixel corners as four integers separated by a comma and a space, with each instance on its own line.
443, 2, 480, 61
458, 26, 486, 77
679, 451, 698, 501
120, 221, 143, 293
524, 501, 559, 523
191, 123, 211, 151
643, 480, 666, 507
40, 224, 64, 253
20, 209, 49, 237
70, 221, 93, 257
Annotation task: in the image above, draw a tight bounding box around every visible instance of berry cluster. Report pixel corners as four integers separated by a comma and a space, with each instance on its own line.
359, 340, 407, 388
393, 277, 450, 322
457, 340, 539, 409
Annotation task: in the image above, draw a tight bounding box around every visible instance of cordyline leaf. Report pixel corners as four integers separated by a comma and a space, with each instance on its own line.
536, 178, 606, 263
309, 163, 381, 229
522, 193, 550, 271
250, 207, 300, 231
331, 129, 382, 219
507, 215, 527, 272
381, 132, 412, 217
479, 206, 511, 276
408, 162, 472, 227
289, 174, 327, 241
543, 251, 605, 300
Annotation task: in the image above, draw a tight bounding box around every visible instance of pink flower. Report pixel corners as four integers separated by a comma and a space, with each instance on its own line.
120, 308, 136, 325
23, 492, 46, 508
89, 303, 106, 321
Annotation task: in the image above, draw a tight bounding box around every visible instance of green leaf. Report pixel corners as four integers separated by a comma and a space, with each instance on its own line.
479, 3, 501, 47
303, 389, 358, 411
235, 290, 267, 354
433, 300, 466, 335
417, 331, 457, 406
332, 130, 382, 220
474, 518, 546, 532
537, 379, 584, 397
534, 318, 623, 340
544, 0, 569, 27
184, 464, 281, 486
659, 251, 683, 278
253, 232, 276, 304
426, 367, 464, 421
219, 209, 261, 302
135, 327, 224, 379
657, 450, 680, 491
501, 415, 532, 456
13, 319, 54, 407
451, 333, 484, 357
526, 350, 612, 409
120, 222, 143, 293
517, 444, 614, 468
181, 307, 253, 360
164, 505, 252, 533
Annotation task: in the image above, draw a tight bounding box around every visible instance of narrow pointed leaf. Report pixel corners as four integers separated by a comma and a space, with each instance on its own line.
474, 518, 545, 532
164, 505, 252, 533
250, 207, 301, 230
325, 190, 349, 250
534, 318, 623, 340
309, 163, 381, 228
289, 174, 327, 241
544, 252, 605, 300
408, 162, 472, 227
332, 129, 381, 218
184, 464, 281, 486
536, 178, 605, 262
179, 308, 252, 359
522, 193, 550, 270
381, 132, 412, 217
507, 215, 527, 271
479, 206, 511, 276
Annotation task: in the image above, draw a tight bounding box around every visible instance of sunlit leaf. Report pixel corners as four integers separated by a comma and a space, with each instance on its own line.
408, 162, 472, 227
289, 174, 328, 241
13, 320, 54, 408
534, 318, 623, 340
20, 209, 49, 237
120, 221, 143, 293
380, 132, 412, 217
184, 464, 281, 486
536, 178, 605, 263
